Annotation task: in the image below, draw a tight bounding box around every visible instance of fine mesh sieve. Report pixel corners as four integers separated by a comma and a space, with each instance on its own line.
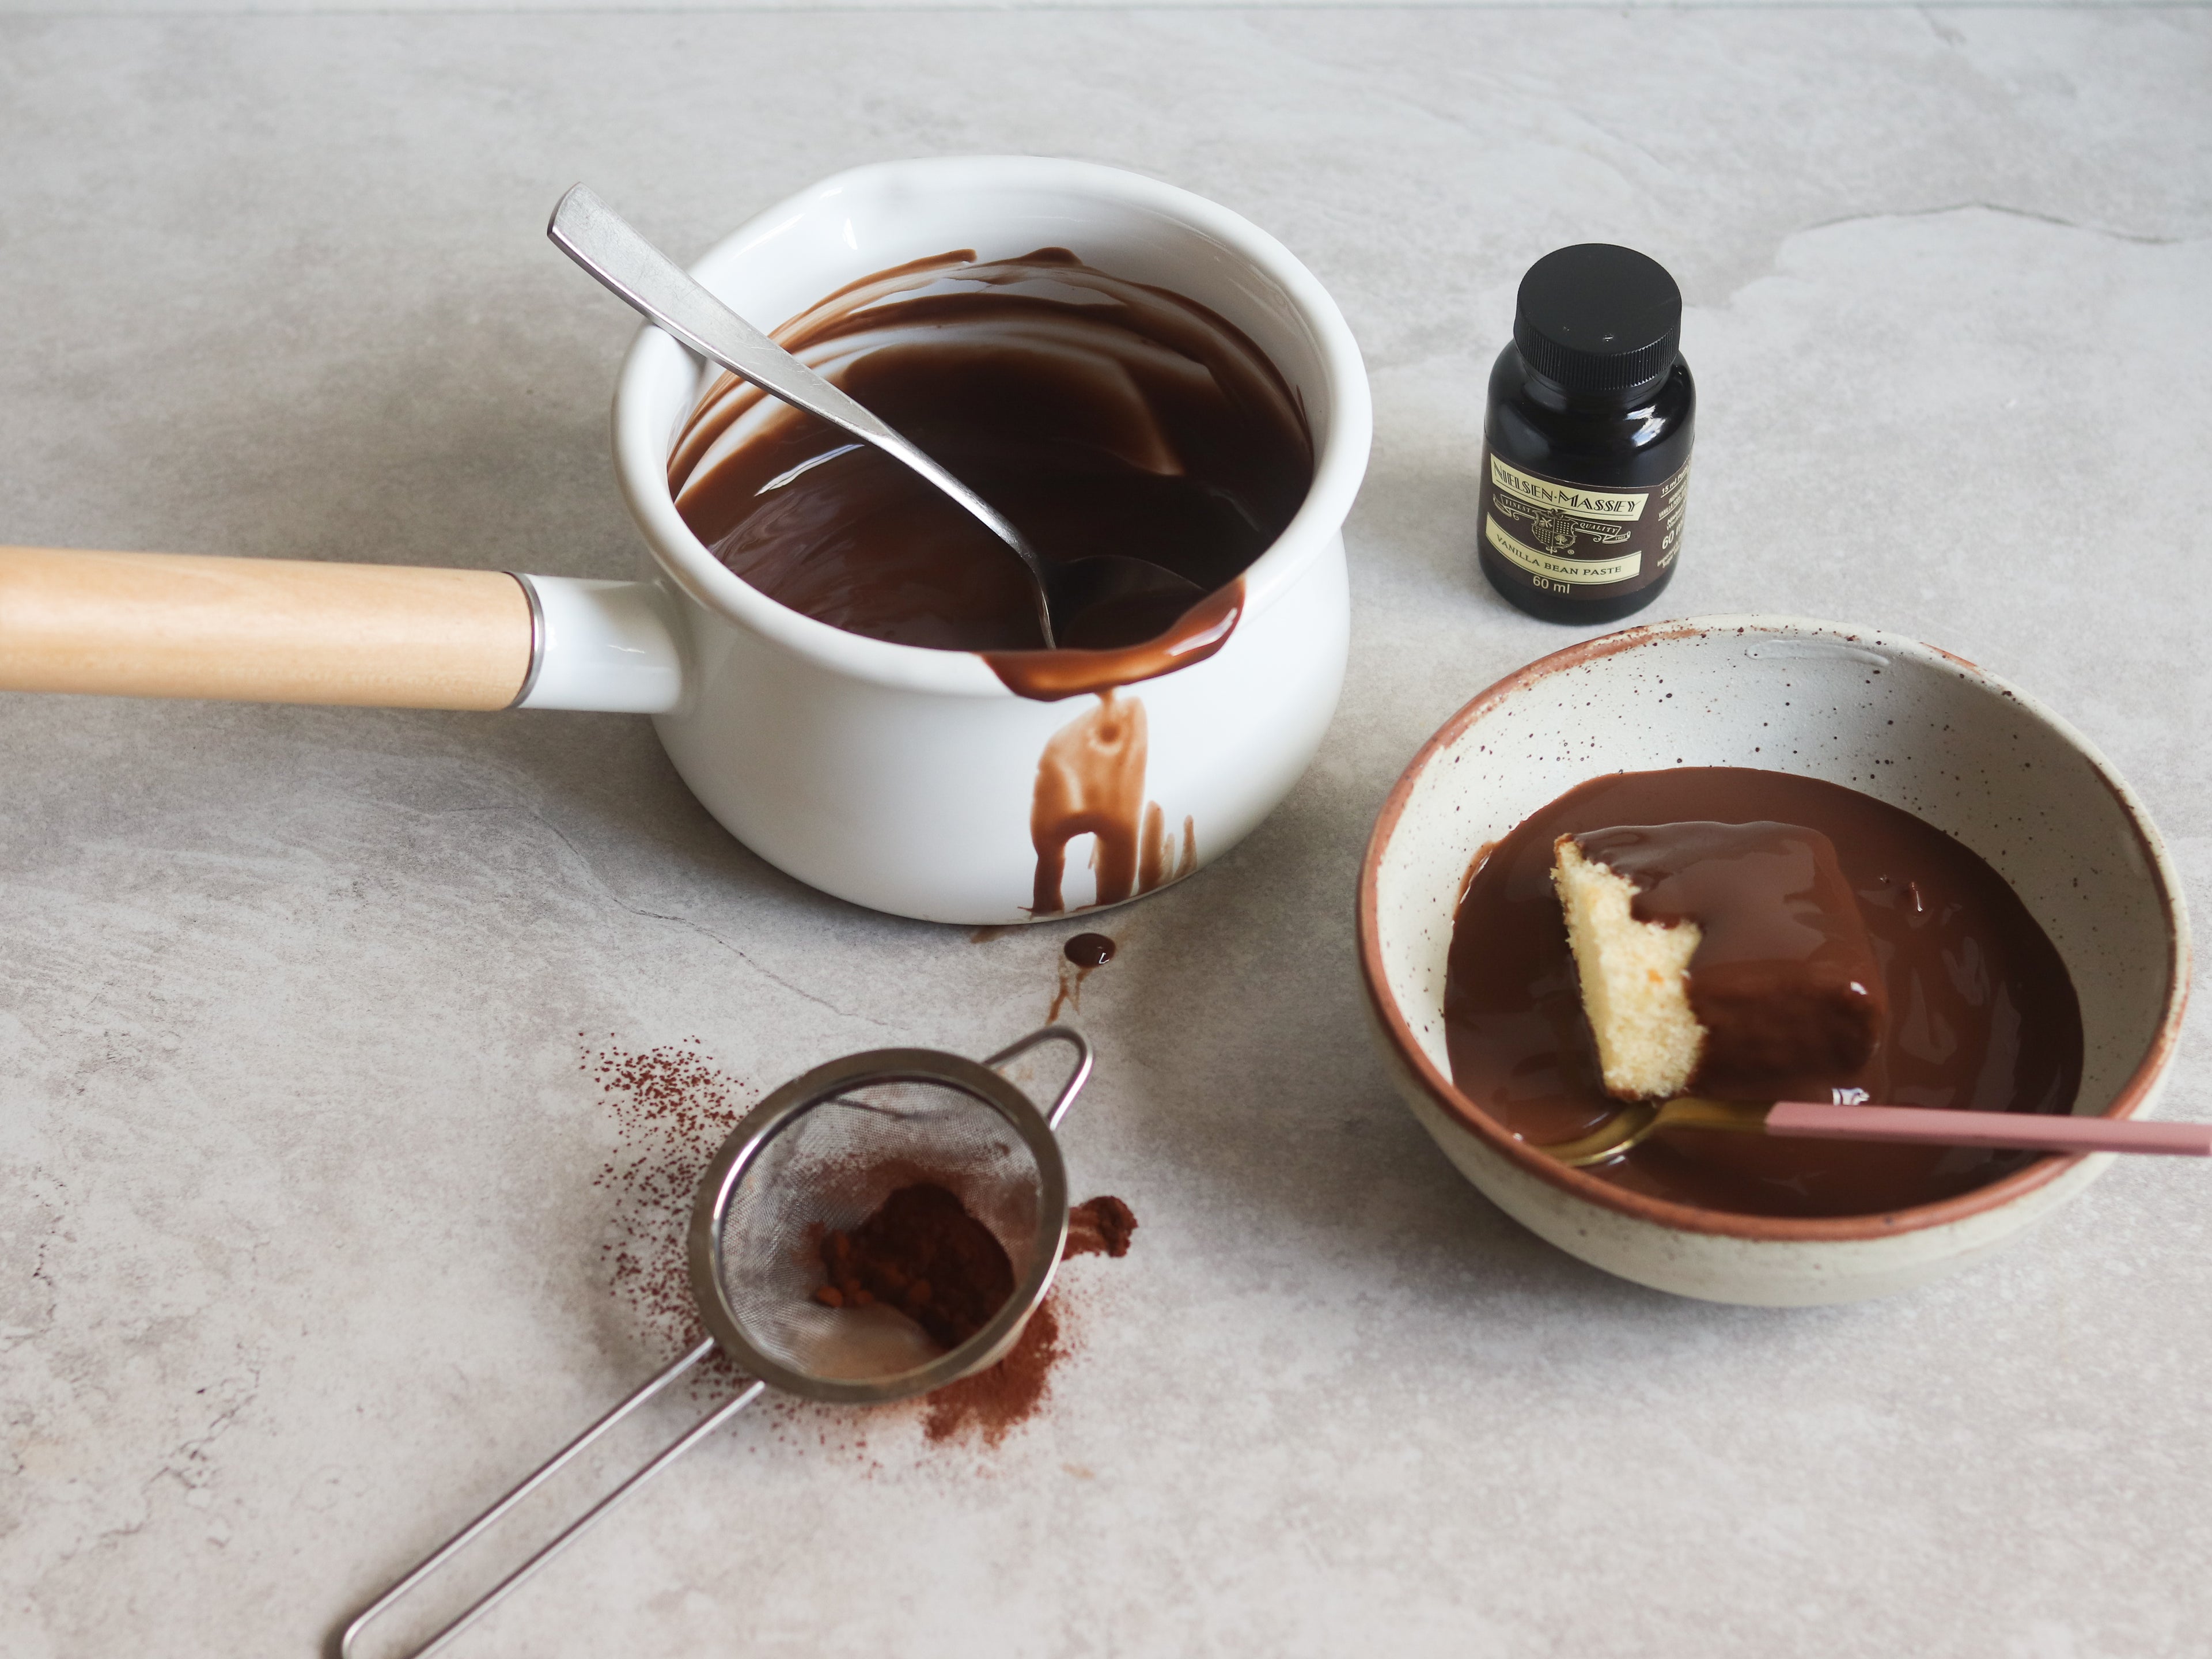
692, 1044, 1073, 1403
340, 1027, 1089, 1659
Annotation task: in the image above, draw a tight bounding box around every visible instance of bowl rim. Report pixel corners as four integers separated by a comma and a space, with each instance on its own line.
1355, 613, 2193, 1243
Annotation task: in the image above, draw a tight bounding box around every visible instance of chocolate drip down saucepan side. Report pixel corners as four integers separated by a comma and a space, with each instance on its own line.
0, 158, 1373, 925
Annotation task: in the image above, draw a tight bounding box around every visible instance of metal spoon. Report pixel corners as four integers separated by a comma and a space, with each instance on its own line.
547, 184, 1201, 650
1536, 1096, 2212, 1168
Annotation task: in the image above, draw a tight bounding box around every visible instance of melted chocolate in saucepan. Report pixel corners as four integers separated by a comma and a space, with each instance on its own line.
1446, 768, 2084, 1219
668, 247, 1312, 699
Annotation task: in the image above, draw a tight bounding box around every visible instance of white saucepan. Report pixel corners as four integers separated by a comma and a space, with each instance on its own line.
1, 157, 1373, 925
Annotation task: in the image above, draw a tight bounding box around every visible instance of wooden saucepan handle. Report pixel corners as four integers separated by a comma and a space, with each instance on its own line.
0, 545, 533, 711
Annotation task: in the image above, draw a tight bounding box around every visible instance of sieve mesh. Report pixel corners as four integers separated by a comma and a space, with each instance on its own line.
714, 1078, 1050, 1389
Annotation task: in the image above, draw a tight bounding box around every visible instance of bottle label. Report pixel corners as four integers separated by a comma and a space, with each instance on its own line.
1479, 450, 1690, 597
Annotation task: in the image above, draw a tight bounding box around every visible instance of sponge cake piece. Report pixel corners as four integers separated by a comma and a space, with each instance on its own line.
1555, 821, 1888, 1103
1553, 837, 1706, 1100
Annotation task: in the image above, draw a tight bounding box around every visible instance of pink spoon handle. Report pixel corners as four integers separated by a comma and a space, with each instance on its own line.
1767, 1101, 2212, 1157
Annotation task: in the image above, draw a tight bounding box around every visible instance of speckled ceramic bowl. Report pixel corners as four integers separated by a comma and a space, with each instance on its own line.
1358, 615, 2190, 1305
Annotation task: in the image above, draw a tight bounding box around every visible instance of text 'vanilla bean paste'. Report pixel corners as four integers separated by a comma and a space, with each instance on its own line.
667, 249, 1313, 698
1444, 768, 2084, 1218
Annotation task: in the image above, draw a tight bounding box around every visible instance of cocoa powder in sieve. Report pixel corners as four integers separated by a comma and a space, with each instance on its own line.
815, 1183, 1017, 1350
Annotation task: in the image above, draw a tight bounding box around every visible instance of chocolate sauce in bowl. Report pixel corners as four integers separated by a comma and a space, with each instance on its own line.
668, 249, 1312, 696
1445, 768, 2084, 1218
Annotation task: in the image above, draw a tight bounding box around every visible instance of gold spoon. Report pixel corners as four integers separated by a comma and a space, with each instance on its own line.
1536, 1097, 2212, 1168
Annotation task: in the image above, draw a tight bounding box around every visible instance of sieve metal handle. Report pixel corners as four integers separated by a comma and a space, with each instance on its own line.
336, 1338, 766, 1659
984, 1024, 1093, 1128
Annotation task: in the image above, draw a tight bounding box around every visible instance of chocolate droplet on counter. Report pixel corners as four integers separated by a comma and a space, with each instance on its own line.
816, 1181, 1016, 1352
1063, 933, 1117, 968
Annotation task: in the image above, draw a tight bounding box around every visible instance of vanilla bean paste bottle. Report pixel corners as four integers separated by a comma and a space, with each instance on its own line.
1477, 244, 1693, 623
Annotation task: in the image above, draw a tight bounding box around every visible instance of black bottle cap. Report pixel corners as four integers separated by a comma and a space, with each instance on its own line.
1513, 244, 1682, 395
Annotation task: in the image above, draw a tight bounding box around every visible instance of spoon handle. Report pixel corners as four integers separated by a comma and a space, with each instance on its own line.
546, 185, 1054, 643
1766, 1101, 2212, 1157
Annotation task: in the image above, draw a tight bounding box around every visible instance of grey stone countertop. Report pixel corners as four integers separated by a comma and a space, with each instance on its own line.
3, 8, 2209, 1657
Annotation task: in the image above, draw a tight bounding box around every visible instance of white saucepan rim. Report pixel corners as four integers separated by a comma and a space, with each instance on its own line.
611, 155, 1373, 700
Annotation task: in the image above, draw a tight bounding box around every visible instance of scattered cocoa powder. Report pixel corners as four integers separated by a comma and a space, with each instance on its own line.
815, 1183, 1016, 1350
925, 1298, 1062, 1447
1064, 1195, 1138, 1260
584, 1036, 751, 1354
